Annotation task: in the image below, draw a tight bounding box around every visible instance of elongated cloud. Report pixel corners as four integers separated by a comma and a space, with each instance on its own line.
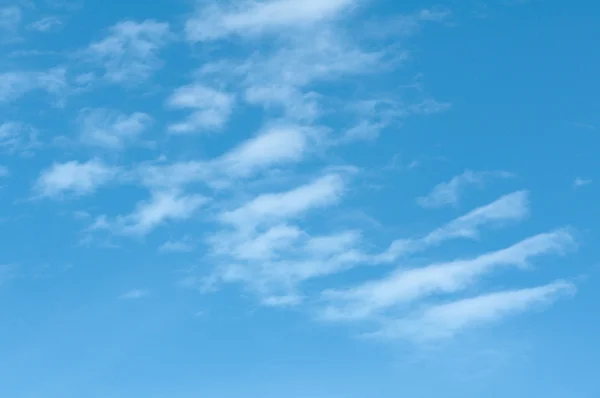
378, 281, 575, 341
417, 170, 514, 209
220, 173, 345, 229
378, 191, 530, 262
92, 191, 208, 236
322, 229, 574, 321
138, 124, 314, 189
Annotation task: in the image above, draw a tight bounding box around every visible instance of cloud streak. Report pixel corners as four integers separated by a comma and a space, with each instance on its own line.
378, 281, 575, 341
418, 170, 514, 209
322, 229, 574, 321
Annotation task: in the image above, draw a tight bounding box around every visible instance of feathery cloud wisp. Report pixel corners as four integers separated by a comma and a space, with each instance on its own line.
418, 170, 514, 209
377, 281, 575, 341
322, 229, 574, 321
85, 20, 170, 84
78, 108, 152, 149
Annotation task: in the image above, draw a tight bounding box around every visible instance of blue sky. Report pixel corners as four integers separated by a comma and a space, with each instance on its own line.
1, 0, 599, 397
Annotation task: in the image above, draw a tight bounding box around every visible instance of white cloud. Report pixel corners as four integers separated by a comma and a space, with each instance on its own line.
93, 191, 208, 236
198, 191, 532, 306
138, 124, 315, 190
217, 124, 310, 177
322, 229, 574, 321
219, 173, 345, 229
418, 170, 514, 208
195, 26, 386, 123
378, 191, 530, 262
35, 159, 119, 198
0, 165, 9, 177
119, 289, 149, 300
215, 224, 303, 261
185, 0, 358, 41
0, 68, 68, 103
78, 108, 152, 149
421, 190, 529, 244
382, 281, 575, 341
203, 226, 367, 302
85, 20, 170, 84
166, 83, 234, 133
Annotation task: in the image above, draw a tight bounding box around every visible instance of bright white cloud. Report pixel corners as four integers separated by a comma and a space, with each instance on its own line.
138, 124, 315, 189
85, 20, 170, 84
185, 0, 358, 41
93, 191, 208, 236
166, 83, 234, 133
78, 108, 152, 149
322, 229, 574, 321
35, 159, 119, 198
218, 125, 310, 176
418, 170, 514, 208
219, 173, 345, 229
382, 281, 575, 341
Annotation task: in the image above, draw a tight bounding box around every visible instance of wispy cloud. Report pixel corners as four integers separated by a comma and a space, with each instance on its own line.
84, 20, 170, 84
0, 165, 9, 177
92, 191, 208, 236
159, 237, 196, 253
7, 0, 580, 349
418, 170, 514, 209
196, 173, 360, 303
185, 0, 358, 41
194, 190, 533, 308
78, 108, 152, 149
0, 122, 39, 154
166, 83, 234, 134
138, 124, 316, 190
119, 289, 149, 300
34, 159, 119, 198
28, 16, 63, 32
0, 68, 68, 103
379, 191, 530, 263
573, 178, 592, 188
322, 229, 574, 321
219, 173, 345, 230
377, 281, 575, 341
